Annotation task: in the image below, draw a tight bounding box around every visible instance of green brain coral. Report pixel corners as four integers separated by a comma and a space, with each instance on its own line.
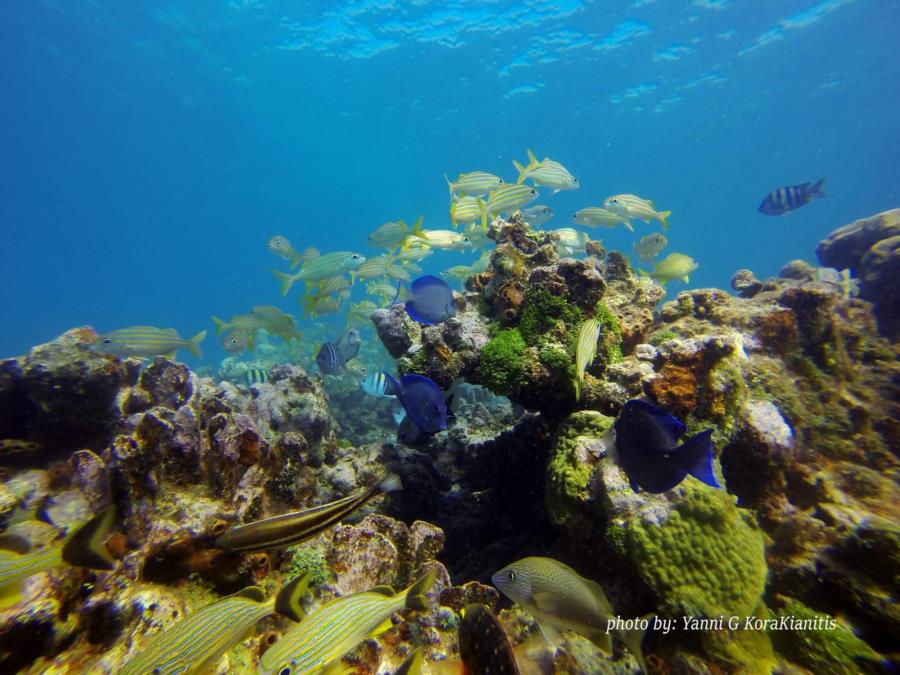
627, 482, 767, 618
545, 410, 614, 530
476, 328, 528, 396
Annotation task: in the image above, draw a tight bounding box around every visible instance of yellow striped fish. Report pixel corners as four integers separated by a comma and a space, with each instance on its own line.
572, 207, 631, 231
574, 318, 601, 402
368, 216, 424, 251
412, 229, 472, 251
215, 474, 402, 552
513, 150, 579, 193
251, 305, 301, 342
480, 184, 539, 229
93, 326, 207, 359
449, 195, 481, 228
273, 252, 366, 296
120, 575, 310, 675
446, 171, 503, 198
259, 569, 437, 675
0, 507, 116, 610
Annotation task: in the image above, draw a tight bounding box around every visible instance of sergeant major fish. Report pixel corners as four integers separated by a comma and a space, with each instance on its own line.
120, 575, 310, 675
259, 570, 436, 675
759, 178, 826, 215
215, 474, 402, 552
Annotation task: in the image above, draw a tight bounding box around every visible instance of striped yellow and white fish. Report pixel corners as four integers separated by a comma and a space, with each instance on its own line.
268, 236, 319, 269
251, 305, 301, 342
92, 326, 207, 360
480, 184, 539, 229
259, 569, 437, 675
462, 223, 491, 249
392, 244, 433, 263
368, 216, 424, 251
120, 575, 310, 675
385, 262, 412, 281
513, 150, 579, 193
215, 474, 402, 552
412, 229, 472, 251
244, 368, 269, 387
574, 318, 601, 401
348, 300, 378, 326
366, 281, 400, 301
316, 275, 352, 296
449, 195, 481, 228
350, 255, 391, 282
273, 251, 366, 295
572, 206, 631, 231
549, 227, 590, 256
212, 313, 258, 336
0, 507, 116, 610
301, 291, 348, 318
633, 232, 668, 261
603, 194, 671, 230
446, 171, 503, 198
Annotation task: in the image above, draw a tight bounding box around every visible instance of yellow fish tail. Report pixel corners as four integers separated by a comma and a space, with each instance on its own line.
211, 316, 228, 336
411, 215, 426, 240
404, 568, 437, 611
513, 159, 528, 184
477, 196, 487, 230
272, 270, 295, 296
526, 148, 539, 167
275, 573, 312, 622
657, 209, 671, 230
573, 376, 582, 402
188, 330, 206, 359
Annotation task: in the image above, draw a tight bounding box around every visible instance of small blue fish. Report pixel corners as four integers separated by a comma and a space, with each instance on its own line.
384, 373, 448, 434
403, 276, 457, 325
396, 395, 455, 446
613, 400, 720, 494
361, 372, 394, 399
759, 178, 826, 215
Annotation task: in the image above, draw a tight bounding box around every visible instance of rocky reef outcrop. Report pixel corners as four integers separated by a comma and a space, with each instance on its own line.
0, 208, 897, 674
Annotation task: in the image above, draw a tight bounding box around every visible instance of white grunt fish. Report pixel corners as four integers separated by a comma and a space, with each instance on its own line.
446, 171, 504, 198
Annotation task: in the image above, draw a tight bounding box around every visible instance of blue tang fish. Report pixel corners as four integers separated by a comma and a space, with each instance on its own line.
403, 275, 456, 325
384, 373, 448, 434
396, 395, 455, 446
758, 178, 825, 215
613, 400, 720, 494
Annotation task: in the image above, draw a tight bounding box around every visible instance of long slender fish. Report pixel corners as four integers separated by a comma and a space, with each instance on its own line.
215, 474, 402, 552
0, 507, 116, 610
120, 575, 310, 675
259, 569, 436, 675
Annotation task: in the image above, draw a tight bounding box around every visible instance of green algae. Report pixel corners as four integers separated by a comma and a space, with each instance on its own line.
476, 328, 528, 396
284, 545, 331, 587
649, 329, 680, 346
539, 344, 575, 380
770, 599, 882, 674
518, 288, 582, 346
545, 410, 614, 530
593, 301, 623, 364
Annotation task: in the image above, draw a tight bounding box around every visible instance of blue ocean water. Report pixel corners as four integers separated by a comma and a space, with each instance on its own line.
2, 0, 898, 362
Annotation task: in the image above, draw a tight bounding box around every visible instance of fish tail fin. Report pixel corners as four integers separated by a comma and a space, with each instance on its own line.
658, 210, 671, 230
396, 647, 425, 675
617, 614, 651, 674
477, 196, 488, 230
411, 215, 425, 239
448, 200, 458, 227
808, 177, 827, 198
188, 330, 206, 359
382, 372, 401, 397
61, 506, 117, 571
573, 376, 582, 402
445, 174, 455, 200
513, 159, 528, 184
526, 148, 539, 167
211, 316, 228, 335
275, 572, 311, 622
378, 473, 403, 494
624, 219, 634, 232
404, 568, 437, 611
673, 429, 720, 489
301, 295, 316, 318
272, 270, 295, 296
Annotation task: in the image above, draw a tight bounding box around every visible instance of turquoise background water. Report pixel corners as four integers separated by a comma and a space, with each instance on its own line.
3, 0, 898, 361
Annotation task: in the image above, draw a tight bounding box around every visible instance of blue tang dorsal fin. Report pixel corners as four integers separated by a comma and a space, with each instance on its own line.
629, 399, 686, 440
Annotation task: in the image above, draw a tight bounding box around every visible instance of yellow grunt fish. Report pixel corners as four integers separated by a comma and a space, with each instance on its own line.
369, 216, 424, 251
259, 569, 437, 675
480, 184, 539, 229
120, 575, 310, 675
513, 150, 579, 193
604, 194, 671, 230
412, 229, 472, 251
215, 474, 402, 552
449, 195, 481, 228
0, 507, 116, 610
446, 171, 504, 198
273, 251, 365, 296
574, 318, 601, 401
572, 206, 631, 231
93, 326, 207, 360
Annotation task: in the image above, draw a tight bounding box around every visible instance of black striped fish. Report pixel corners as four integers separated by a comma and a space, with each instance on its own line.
259, 570, 436, 674
759, 178, 826, 215
244, 368, 269, 386
120, 574, 309, 675
215, 474, 402, 552
361, 371, 393, 399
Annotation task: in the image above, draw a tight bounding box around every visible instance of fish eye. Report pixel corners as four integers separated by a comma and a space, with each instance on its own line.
103, 338, 112, 344
279, 668, 291, 675
507, 571, 516, 581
